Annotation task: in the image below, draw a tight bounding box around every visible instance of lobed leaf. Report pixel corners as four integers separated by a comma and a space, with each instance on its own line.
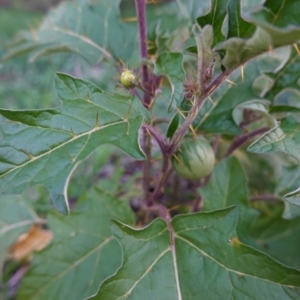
18, 187, 134, 300
248, 115, 300, 161
0, 0, 138, 64
0, 73, 149, 214
92, 207, 300, 299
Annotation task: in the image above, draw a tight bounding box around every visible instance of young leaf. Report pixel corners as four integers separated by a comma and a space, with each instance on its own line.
232, 99, 275, 127
248, 115, 300, 161
166, 113, 180, 139
227, 0, 255, 39
18, 187, 134, 300
194, 42, 293, 134
221, 0, 300, 70
0, 73, 150, 214
155, 53, 186, 109
200, 157, 258, 243
284, 187, 300, 207
197, 0, 227, 45
264, 48, 300, 100
92, 207, 300, 299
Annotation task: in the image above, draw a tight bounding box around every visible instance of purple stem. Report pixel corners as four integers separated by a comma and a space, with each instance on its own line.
142, 124, 167, 153
223, 127, 270, 158
134, 0, 151, 106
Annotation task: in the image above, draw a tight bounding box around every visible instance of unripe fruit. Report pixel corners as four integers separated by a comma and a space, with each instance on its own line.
120, 70, 136, 89
172, 137, 215, 180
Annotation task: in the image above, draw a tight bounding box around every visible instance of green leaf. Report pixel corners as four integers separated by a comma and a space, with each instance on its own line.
93, 207, 300, 299
0, 73, 149, 214
265, 48, 300, 101
232, 99, 275, 127
18, 187, 134, 300
270, 105, 300, 114
250, 204, 300, 269
0, 195, 40, 259
1, 0, 139, 64
176, 0, 209, 22
200, 157, 258, 243
248, 115, 300, 161
221, 1, 300, 70
284, 187, 300, 206
193, 60, 260, 134
155, 53, 185, 109
227, 0, 255, 39
196, 0, 227, 45
166, 113, 180, 139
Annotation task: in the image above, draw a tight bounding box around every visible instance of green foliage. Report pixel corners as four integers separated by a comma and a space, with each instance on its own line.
93, 208, 300, 300
18, 187, 134, 300
1, 0, 300, 299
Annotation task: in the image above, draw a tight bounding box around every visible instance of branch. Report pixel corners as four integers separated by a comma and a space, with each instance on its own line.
168, 71, 230, 155
134, 0, 151, 106
223, 127, 270, 158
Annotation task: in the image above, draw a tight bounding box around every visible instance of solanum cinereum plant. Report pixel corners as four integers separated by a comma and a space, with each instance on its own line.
1, 0, 300, 299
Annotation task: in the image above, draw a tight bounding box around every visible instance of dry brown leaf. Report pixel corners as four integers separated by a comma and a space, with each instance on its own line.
9, 225, 53, 261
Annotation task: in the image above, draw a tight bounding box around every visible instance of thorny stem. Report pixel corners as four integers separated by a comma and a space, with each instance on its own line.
143, 124, 169, 205
135, 0, 153, 203
168, 71, 230, 155
223, 127, 270, 158
134, 0, 151, 106
140, 71, 231, 205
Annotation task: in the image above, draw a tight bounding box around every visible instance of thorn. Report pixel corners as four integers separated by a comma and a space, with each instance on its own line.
124, 98, 133, 120
175, 107, 186, 119
173, 153, 182, 164
208, 96, 214, 104
70, 127, 76, 138
228, 236, 241, 246
126, 120, 130, 135
225, 79, 237, 85
95, 111, 99, 128
20, 150, 35, 160
121, 17, 137, 22
119, 58, 126, 68
268, 44, 273, 53
88, 93, 92, 101
66, 152, 75, 163
240, 65, 244, 83
293, 44, 300, 55
189, 125, 197, 137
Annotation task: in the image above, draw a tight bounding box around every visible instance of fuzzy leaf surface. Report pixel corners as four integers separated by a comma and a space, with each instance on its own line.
0, 73, 149, 214
18, 187, 134, 300
1, 0, 138, 64
221, 0, 300, 70
194, 47, 291, 134
248, 115, 300, 161
93, 207, 300, 300
155, 53, 185, 109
